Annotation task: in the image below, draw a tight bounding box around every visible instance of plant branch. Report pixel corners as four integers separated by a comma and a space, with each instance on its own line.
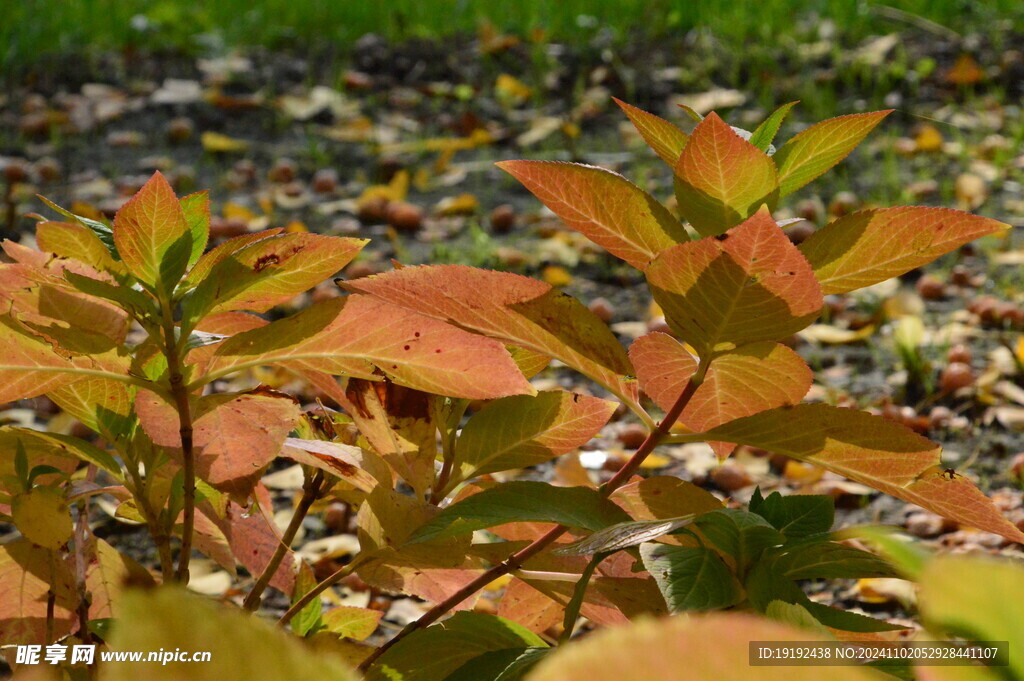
243, 471, 324, 612
357, 354, 712, 673
160, 296, 196, 584
277, 553, 371, 627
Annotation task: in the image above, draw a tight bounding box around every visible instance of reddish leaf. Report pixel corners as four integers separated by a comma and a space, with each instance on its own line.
113, 171, 192, 292
0, 539, 77, 646
204, 295, 533, 400
136, 389, 300, 496
799, 207, 1009, 294
631, 333, 810, 456
342, 265, 639, 409
646, 208, 823, 356
702, 404, 1024, 543
673, 112, 778, 237
497, 160, 686, 269
614, 97, 689, 167
214, 495, 296, 595
611, 476, 724, 546
773, 111, 891, 197
497, 577, 565, 634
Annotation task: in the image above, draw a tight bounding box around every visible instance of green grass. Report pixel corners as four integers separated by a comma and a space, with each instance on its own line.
4, 0, 1023, 79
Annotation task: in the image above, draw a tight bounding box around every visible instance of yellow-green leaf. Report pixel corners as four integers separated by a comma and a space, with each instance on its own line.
183, 233, 366, 329
451, 391, 616, 488
800, 207, 1009, 294
104, 587, 358, 681
614, 97, 689, 167
773, 111, 891, 197
673, 112, 778, 237
497, 160, 686, 269
12, 486, 73, 550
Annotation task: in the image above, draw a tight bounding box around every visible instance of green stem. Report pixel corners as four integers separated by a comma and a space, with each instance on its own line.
559, 552, 608, 645
357, 354, 713, 674
243, 471, 324, 612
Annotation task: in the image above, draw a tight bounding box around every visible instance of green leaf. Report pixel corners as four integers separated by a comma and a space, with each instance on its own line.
694, 509, 784, 571
748, 101, 797, 153
614, 97, 689, 167
553, 515, 697, 557
838, 526, 929, 580
451, 391, 616, 488
799, 207, 1009, 294
104, 587, 358, 681
773, 111, 891, 197
408, 481, 630, 544
365, 611, 546, 681
641, 543, 743, 612
646, 208, 823, 356
701, 404, 1024, 544
180, 190, 211, 267
497, 160, 687, 269
749, 491, 834, 537
112, 171, 193, 294
290, 562, 324, 637
64, 270, 159, 319
764, 600, 831, 635
919, 556, 1024, 680
443, 647, 548, 681
773, 541, 897, 580
673, 112, 778, 237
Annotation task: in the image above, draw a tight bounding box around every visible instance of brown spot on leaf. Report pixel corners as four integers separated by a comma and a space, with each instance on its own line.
253, 253, 280, 272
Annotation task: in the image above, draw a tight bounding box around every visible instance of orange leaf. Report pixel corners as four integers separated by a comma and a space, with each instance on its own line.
773, 111, 891, 197
614, 97, 689, 168
631, 333, 810, 457
646, 208, 823, 356
112, 171, 192, 292
204, 295, 534, 400
673, 112, 778, 237
342, 265, 639, 408
799, 207, 1009, 294
497, 160, 686, 269
702, 404, 1024, 543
